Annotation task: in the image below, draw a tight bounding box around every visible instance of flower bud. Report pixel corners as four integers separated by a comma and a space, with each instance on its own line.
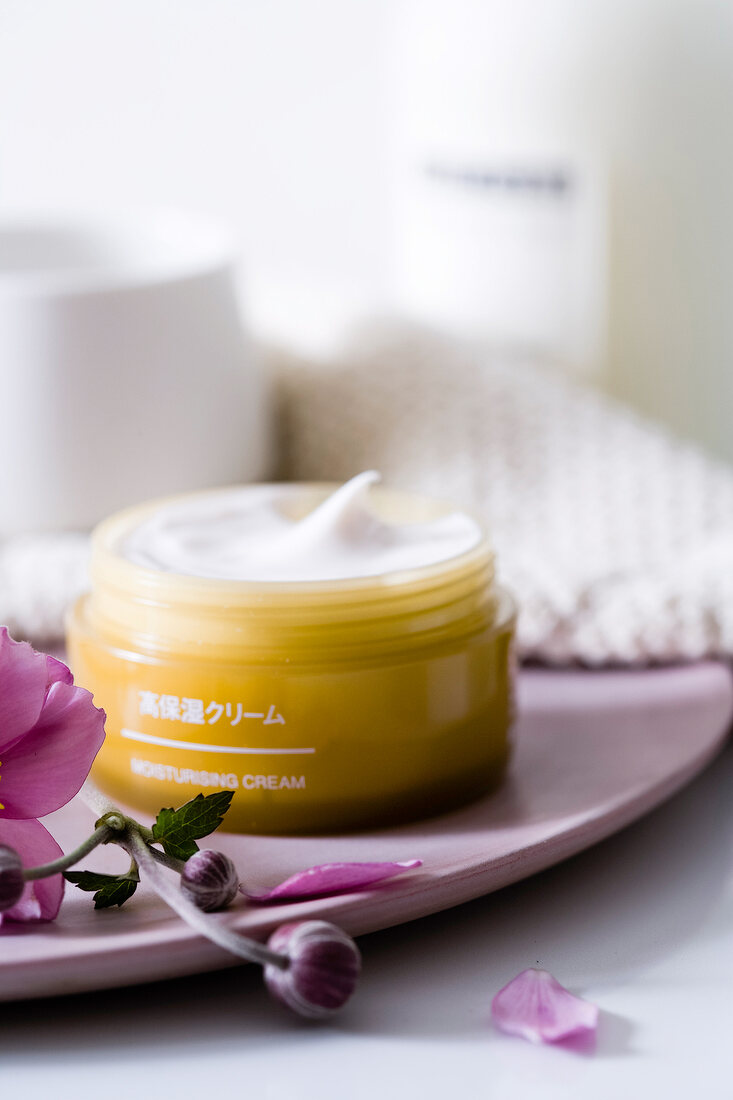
0, 845, 25, 913
180, 849, 239, 912
264, 920, 361, 1019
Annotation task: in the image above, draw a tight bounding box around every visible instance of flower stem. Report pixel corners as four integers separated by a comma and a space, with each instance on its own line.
77, 782, 288, 971
23, 822, 115, 881
148, 847, 187, 874
123, 827, 288, 971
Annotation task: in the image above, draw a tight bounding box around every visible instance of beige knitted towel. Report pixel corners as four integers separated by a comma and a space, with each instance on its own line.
5, 322, 733, 666
274, 323, 733, 666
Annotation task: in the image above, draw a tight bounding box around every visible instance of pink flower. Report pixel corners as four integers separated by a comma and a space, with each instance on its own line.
0, 629, 106, 924
491, 968, 599, 1046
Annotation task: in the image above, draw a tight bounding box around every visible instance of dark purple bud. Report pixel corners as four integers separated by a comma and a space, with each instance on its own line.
180, 849, 239, 912
264, 920, 361, 1019
0, 845, 25, 913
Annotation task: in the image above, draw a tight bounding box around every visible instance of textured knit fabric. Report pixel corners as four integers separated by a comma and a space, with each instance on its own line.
5, 323, 733, 665
0, 532, 89, 645
274, 324, 733, 666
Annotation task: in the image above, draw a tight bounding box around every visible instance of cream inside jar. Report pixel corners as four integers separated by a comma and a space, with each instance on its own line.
118, 470, 482, 581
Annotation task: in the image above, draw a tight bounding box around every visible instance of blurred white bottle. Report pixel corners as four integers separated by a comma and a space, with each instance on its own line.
389, 0, 607, 377
389, 0, 733, 460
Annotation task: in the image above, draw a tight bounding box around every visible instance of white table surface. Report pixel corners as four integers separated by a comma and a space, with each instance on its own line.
4, 735, 733, 1099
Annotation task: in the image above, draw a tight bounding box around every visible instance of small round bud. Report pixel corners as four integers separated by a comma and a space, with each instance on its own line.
264, 920, 361, 1019
180, 849, 239, 912
0, 845, 25, 913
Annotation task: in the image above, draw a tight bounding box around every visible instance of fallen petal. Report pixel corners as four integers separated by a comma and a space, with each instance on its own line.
246, 860, 422, 902
491, 968, 599, 1045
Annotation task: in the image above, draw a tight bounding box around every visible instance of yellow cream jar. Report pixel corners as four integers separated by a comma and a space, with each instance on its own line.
67, 474, 515, 833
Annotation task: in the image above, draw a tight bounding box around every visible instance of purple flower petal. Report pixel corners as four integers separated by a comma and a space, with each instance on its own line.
0, 628, 48, 753
0, 818, 65, 924
491, 968, 599, 1045
245, 860, 422, 903
0, 680, 106, 819
45, 654, 74, 688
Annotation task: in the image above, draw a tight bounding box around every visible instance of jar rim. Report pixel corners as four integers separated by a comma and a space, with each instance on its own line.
86, 483, 504, 658
91, 481, 495, 605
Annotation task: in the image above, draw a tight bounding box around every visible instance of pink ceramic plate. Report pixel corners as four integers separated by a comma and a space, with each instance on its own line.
2, 663, 731, 1001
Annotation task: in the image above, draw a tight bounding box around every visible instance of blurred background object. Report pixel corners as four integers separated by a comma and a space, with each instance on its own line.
0, 210, 269, 534
2, 0, 731, 458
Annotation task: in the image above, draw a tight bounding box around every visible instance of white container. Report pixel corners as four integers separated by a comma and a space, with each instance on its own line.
0, 210, 270, 534
389, 0, 607, 378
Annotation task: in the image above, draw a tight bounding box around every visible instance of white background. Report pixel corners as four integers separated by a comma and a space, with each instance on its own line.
3, 1, 733, 459
0, 1, 394, 346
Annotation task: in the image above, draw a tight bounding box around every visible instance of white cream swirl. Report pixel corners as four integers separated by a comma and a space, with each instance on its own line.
118, 471, 481, 582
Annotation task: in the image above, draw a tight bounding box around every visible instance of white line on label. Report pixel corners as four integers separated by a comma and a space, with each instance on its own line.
120, 728, 316, 755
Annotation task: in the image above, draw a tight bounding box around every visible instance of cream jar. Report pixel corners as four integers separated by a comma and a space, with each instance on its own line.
67, 473, 516, 833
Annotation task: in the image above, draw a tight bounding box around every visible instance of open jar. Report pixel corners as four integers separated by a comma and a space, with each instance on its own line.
67, 476, 516, 833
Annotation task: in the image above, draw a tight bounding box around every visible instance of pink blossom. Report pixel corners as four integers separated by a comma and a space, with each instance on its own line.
0, 629, 106, 924
491, 968, 599, 1045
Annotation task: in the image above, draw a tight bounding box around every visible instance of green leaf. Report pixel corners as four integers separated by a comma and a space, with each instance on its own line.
151, 791, 234, 861
64, 868, 140, 909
